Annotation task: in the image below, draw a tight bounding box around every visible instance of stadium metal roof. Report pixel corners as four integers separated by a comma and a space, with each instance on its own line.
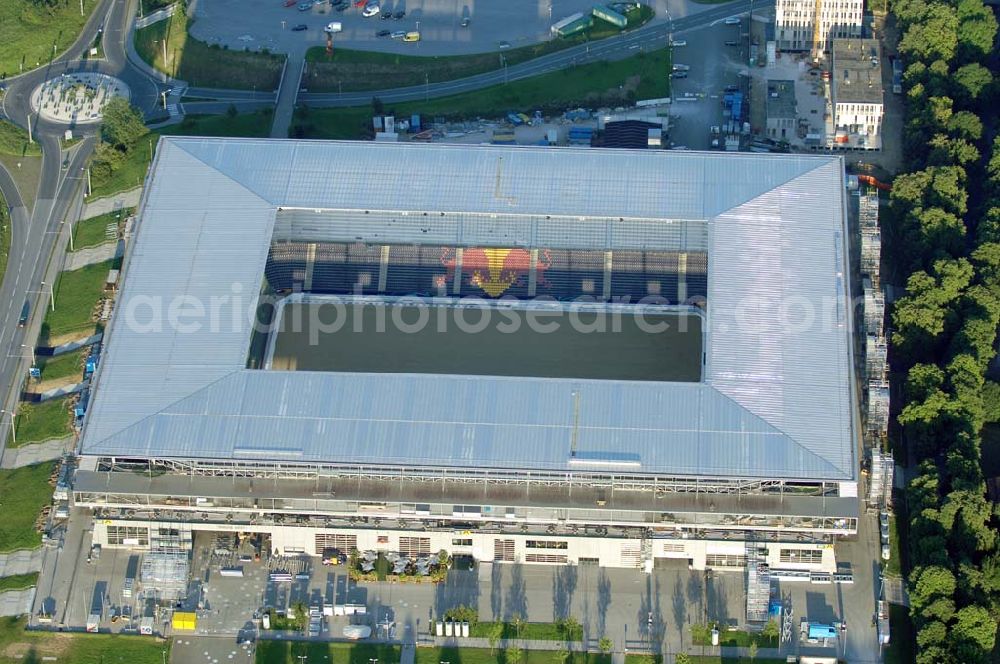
80, 138, 857, 482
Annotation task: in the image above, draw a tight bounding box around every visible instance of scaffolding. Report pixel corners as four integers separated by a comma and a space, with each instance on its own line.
745, 539, 771, 623
859, 189, 879, 229
863, 283, 884, 337
867, 448, 895, 508
867, 383, 890, 437
866, 335, 888, 381
861, 229, 881, 278
140, 551, 190, 602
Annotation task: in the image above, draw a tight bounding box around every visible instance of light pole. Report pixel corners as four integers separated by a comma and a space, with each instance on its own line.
1, 410, 16, 447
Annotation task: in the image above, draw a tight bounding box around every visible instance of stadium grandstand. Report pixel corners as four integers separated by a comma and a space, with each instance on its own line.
73, 138, 859, 574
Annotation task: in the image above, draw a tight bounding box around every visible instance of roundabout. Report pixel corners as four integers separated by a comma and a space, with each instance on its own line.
30, 72, 130, 125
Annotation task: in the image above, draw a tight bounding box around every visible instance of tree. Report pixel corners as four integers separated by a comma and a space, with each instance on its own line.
511, 613, 524, 638
561, 616, 581, 640
947, 111, 983, 141
982, 381, 1000, 422
598, 637, 613, 654
953, 64, 993, 104
226, 103, 238, 118
956, 0, 998, 63
916, 620, 948, 649
748, 641, 758, 663
909, 565, 957, 612
101, 97, 147, 150
898, 3, 959, 62
555, 648, 570, 664
761, 619, 779, 643
950, 605, 997, 661
488, 621, 504, 653
674, 655, 692, 664
506, 646, 524, 664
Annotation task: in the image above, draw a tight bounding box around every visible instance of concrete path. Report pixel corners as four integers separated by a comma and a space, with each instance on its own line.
0, 437, 72, 469
271, 57, 304, 138
401, 643, 416, 664
65, 241, 121, 271
0, 588, 36, 617
82, 187, 142, 219
36, 381, 88, 402
884, 577, 909, 607
0, 549, 45, 577
42, 333, 104, 357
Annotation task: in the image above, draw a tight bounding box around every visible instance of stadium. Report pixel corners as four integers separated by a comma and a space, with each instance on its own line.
74, 138, 859, 577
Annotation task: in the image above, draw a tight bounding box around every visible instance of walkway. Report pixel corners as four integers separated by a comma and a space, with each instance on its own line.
0, 588, 36, 617
65, 241, 121, 270
81, 188, 142, 218
271, 57, 304, 138
0, 549, 44, 577
0, 437, 72, 469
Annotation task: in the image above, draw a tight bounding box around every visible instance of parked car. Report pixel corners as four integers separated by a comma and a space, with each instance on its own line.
670, 39, 686, 46
292, 23, 308, 30
284, 0, 297, 6
393, 9, 405, 18
362, 3, 380, 16
724, 40, 738, 46
724, 16, 740, 24
460, 17, 470, 27
881, 544, 891, 560
381, 9, 392, 18
377, 29, 391, 36
671, 72, 688, 79
297, 1, 312, 9
498, 41, 511, 49
335, 3, 347, 10
390, 29, 406, 38
403, 30, 420, 41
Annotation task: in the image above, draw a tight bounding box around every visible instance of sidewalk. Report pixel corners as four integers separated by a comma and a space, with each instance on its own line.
82, 188, 142, 218
0, 549, 44, 577
0, 437, 73, 469
65, 240, 121, 271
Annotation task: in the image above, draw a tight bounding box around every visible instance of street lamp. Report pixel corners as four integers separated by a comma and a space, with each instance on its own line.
1, 410, 16, 446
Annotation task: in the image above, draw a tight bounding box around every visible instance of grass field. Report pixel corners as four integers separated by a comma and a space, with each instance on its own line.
8, 397, 73, 448
416, 648, 611, 664
161, 109, 274, 138
0, 0, 95, 81
467, 621, 584, 641
303, 6, 653, 93
0, 120, 41, 158
72, 209, 129, 252
87, 135, 159, 201
686, 658, 787, 664
294, 48, 670, 140
41, 259, 118, 343
0, 617, 171, 664
692, 626, 777, 649
36, 350, 86, 384
0, 192, 9, 293
0, 463, 55, 552
256, 640, 400, 664
135, 8, 284, 90
0, 573, 38, 593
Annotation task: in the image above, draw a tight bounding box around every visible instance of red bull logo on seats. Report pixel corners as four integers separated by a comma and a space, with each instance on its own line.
441, 248, 550, 298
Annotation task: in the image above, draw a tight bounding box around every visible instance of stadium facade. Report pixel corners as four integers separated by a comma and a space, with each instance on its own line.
75, 138, 859, 573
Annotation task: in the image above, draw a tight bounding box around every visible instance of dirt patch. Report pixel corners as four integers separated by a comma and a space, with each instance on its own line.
3, 633, 74, 659
33, 376, 80, 393
44, 329, 99, 348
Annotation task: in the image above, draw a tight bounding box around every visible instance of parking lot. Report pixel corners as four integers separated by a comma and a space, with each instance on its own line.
186, 0, 715, 57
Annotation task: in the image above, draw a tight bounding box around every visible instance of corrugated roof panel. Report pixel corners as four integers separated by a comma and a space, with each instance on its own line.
79, 138, 856, 482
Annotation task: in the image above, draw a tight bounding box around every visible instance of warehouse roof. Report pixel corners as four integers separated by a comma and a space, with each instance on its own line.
80, 138, 857, 482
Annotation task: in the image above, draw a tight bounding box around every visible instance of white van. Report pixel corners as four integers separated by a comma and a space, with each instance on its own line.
325, 21, 342, 32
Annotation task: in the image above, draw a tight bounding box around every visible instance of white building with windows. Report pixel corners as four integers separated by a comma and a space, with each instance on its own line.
830, 39, 884, 150
775, 0, 864, 54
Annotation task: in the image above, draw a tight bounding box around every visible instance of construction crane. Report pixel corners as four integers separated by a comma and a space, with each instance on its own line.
811, 0, 824, 62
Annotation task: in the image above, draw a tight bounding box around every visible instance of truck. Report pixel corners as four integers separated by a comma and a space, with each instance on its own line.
18, 299, 30, 327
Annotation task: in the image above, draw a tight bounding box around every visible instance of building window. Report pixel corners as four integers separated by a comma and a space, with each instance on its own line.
399, 537, 431, 557
452, 538, 473, 547
779, 548, 824, 564
314, 533, 358, 555
494, 539, 516, 562
525, 540, 568, 550
525, 553, 568, 564
705, 553, 746, 567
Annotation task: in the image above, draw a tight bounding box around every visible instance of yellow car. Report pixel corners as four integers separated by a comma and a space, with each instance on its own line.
403, 31, 420, 41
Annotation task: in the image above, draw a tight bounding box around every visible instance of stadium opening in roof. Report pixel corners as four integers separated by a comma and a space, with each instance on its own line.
75, 138, 860, 573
